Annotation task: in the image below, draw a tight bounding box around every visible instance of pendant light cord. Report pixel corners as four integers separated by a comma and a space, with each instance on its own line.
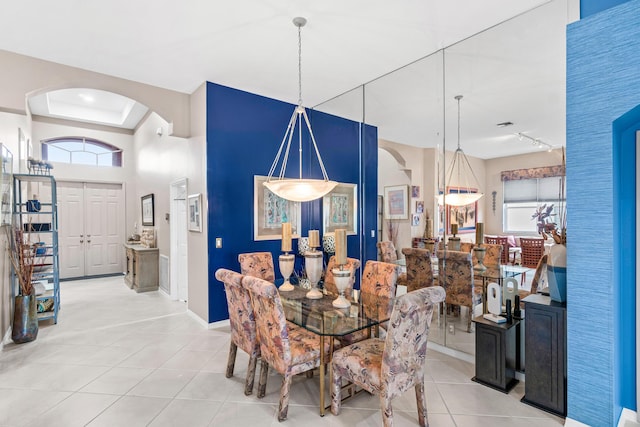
298, 24, 303, 105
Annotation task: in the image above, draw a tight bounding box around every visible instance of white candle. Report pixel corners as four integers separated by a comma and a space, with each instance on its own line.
281, 222, 292, 252
309, 230, 319, 248
335, 229, 347, 265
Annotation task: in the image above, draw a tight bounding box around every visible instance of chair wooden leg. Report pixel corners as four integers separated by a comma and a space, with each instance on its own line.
415, 382, 428, 427
257, 360, 268, 398
244, 354, 258, 396
380, 394, 394, 427
330, 364, 342, 415
226, 342, 237, 378
278, 373, 293, 421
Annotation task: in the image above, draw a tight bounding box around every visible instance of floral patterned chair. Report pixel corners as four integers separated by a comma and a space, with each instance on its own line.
330, 286, 446, 427
339, 260, 399, 345
324, 256, 361, 299
242, 275, 331, 422
485, 236, 510, 264
437, 250, 480, 332
400, 248, 434, 292
238, 252, 275, 282
377, 241, 398, 263
214, 268, 260, 396
481, 243, 503, 267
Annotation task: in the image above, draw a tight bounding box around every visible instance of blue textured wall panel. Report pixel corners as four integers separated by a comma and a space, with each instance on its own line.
567, 1, 640, 425
580, 0, 631, 18
205, 82, 377, 322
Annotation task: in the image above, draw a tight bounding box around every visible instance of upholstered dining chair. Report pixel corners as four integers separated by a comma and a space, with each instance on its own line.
330, 286, 446, 427
481, 243, 503, 268
339, 260, 399, 345
437, 250, 480, 332
242, 275, 331, 421
238, 251, 275, 282
324, 256, 361, 299
377, 241, 398, 263
214, 268, 260, 396
485, 235, 510, 264
400, 248, 434, 292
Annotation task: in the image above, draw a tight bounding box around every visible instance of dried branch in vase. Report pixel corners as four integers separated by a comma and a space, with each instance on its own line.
6, 226, 36, 296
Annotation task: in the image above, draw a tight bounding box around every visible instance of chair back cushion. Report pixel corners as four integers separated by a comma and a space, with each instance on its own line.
437, 250, 475, 308
214, 268, 258, 357
238, 252, 275, 282
377, 241, 398, 263
485, 236, 509, 264
482, 243, 503, 267
400, 248, 433, 292
382, 286, 446, 398
324, 256, 361, 298
242, 275, 291, 373
361, 260, 399, 296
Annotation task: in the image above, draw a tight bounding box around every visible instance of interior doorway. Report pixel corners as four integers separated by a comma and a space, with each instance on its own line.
170, 178, 188, 301
57, 181, 125, 279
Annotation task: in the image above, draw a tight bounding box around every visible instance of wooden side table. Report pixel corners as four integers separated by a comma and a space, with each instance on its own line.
472, 315, 520, 393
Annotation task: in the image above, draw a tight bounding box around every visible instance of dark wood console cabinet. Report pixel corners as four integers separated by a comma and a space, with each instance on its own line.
472, 316, 519, 392
521, 294, 566, 417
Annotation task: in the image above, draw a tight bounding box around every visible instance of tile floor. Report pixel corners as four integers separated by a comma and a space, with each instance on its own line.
0, 276, 564, 426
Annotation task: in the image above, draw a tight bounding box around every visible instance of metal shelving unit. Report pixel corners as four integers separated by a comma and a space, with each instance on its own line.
13, 174, 59, 324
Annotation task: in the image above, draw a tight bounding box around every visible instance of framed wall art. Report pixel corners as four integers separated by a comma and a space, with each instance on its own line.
384, 185, 409, 220
323, 182, 357, 235
446, 187, 478, 233
141, 193, 154, 226
188, 193, 202, 232
253, 175, 301, 240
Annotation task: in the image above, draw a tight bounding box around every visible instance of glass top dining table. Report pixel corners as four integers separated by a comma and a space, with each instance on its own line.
278, 285, 394, 416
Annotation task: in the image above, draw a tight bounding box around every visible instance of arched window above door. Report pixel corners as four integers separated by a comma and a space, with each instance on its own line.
42, 137, 122, 167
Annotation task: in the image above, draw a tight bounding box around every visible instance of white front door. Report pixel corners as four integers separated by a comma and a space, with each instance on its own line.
170, 178, 188, 301
58, 181, 125, 279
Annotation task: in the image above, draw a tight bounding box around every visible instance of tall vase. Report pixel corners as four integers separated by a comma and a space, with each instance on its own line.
12, 290, 38, 344
547, 244, 567, 303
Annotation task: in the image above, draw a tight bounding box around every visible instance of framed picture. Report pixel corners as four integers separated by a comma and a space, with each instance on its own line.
384, 185, 409, 220
323, 183, 357, 235
187, 193, 202, 232
415, 200, 424, 214
253, 175, 301, 240
411, 185, 420, 198
446, 187, 477, 233
412, 214, 420, 226
141, 194, 154, 226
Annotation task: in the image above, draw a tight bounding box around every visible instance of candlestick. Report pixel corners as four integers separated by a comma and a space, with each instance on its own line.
451, 223, 458, 236
308, 229, 319, 248
476, 222, 484, 245
281, 222, 292, 252
335, 229, 347, 265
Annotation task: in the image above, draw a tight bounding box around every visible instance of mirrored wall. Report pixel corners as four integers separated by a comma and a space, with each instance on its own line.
316, 0, 566, 355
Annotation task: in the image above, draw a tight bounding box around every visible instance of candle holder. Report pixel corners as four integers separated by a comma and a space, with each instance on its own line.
278, 253, 295, 291
331, 267, 352, 308
304, 250, 324, 299
473, 246, 487, 271
448, 237, 461, 251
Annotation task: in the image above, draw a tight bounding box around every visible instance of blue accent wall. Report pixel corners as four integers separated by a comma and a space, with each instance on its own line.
580, 0, 631, 18
567, 1, 640, 425
205, 82, 378, 322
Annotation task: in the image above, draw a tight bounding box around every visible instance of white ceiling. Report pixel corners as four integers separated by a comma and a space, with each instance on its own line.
0, 0, 575, 159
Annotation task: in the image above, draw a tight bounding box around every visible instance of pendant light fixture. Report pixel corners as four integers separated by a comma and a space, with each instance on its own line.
263, 17, 338, 202
439, 95, 484, 206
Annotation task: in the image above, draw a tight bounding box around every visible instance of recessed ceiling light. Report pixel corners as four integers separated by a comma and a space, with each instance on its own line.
497, 121, 514, 127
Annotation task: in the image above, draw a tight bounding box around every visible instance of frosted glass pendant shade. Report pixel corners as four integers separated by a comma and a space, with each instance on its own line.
264, 179, 337, 203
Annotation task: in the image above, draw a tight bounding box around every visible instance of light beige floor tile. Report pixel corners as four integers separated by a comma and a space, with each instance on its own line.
23, 392, 120, 427
117, 345, 182, 369
85, 395, 171, 427
207, 401, 278, 426
437, 382, 544, 417
148, 398, 222, 427
80, 366, 153, 394
177, 372, 236, 401
160, 348, 214, 370
452, 414, 564, 426
427, 358, 475, 383
127, 368, 197, 398
0, 389, 71, 426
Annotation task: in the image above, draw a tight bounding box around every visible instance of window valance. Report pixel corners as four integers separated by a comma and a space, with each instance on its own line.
501, 165, 565, 181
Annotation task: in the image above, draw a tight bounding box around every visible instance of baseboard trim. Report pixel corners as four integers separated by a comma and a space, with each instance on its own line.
186, 309, 230, 330
428, 341, 475, 364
